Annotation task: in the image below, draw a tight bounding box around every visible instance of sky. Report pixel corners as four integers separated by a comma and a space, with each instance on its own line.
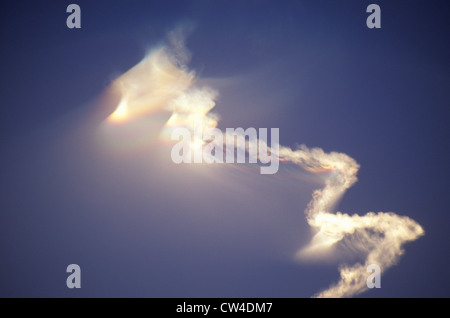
0, 0, 449, 297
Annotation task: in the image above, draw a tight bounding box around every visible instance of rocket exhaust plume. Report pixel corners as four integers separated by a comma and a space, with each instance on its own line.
279, 146, 424, 297
101, 32, 424, 298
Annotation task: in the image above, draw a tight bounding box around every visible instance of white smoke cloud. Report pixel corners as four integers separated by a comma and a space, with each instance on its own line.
101, 31, 424, 298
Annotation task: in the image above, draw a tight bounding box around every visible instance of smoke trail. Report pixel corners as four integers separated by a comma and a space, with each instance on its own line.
278, 145, 424, 297
102, 33, 424, 297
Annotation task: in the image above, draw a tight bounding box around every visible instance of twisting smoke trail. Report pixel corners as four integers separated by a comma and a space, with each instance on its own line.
103, 33, 424, 297
278, 146, 424, 297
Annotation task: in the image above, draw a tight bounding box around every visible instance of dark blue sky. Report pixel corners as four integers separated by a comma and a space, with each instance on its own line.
0, 1, 449, 297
